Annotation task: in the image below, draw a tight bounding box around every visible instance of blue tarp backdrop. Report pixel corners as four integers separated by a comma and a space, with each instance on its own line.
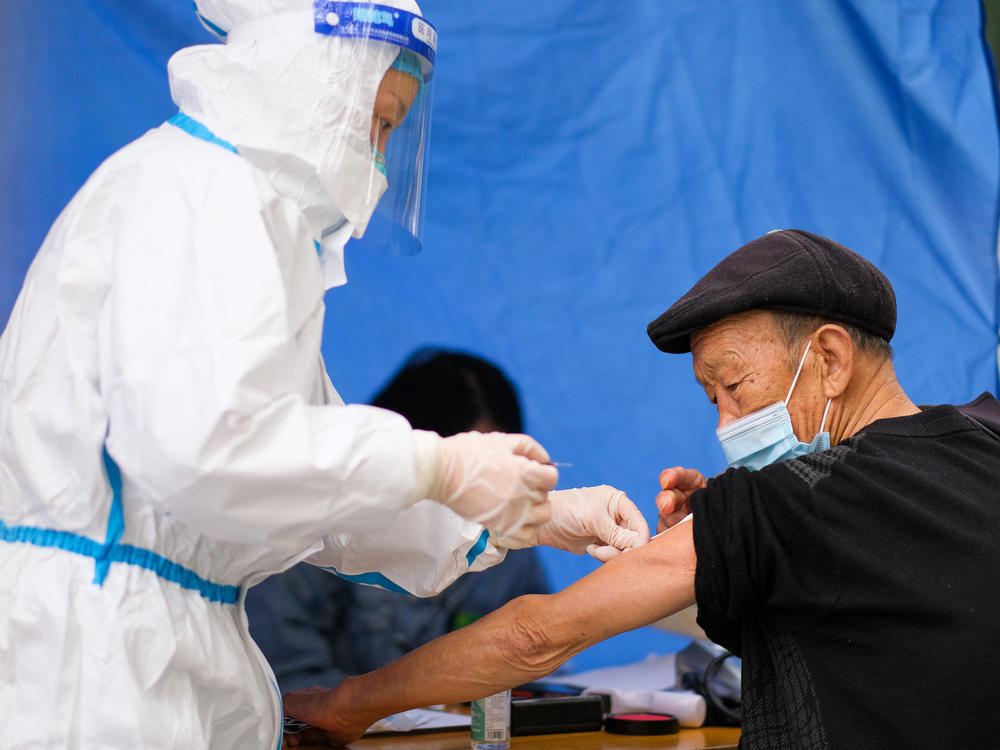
1, 0, 998, 669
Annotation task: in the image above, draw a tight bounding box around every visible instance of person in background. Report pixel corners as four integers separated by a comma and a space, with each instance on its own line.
282, 230, 1000, 749
246, 349, 554, 693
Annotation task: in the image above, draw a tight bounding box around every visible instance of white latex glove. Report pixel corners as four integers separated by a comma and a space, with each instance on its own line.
534, 486, 651, 562
412, 430, 558, 546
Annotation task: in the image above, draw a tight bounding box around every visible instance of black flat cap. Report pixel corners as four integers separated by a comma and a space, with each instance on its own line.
647, 229, 896, 353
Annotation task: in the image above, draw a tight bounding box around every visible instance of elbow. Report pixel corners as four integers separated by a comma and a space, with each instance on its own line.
494, 595, 585, 680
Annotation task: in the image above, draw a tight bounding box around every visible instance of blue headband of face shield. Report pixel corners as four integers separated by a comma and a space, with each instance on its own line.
313, 1, 437, 75
197, 1, 439, 65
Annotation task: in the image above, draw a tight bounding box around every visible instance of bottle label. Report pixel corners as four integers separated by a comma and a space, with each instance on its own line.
470, 691, 510, 742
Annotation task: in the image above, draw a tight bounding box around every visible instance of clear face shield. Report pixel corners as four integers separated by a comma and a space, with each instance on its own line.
315, 2, 437, 256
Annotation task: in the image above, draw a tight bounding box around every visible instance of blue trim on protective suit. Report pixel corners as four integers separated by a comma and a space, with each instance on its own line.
0, 522, 104, 560
0, 517, 241, 605
109, 543, 240, 604
169, 112, 322, 260
195, 8, 229, 39
93, 447, 125, 584
465, 528, 490, 567
323, 567, 411, 595
167, 112, 238, 154
321, 528, 493, 595
270, 679, 283, 750
0, 449, 241, 605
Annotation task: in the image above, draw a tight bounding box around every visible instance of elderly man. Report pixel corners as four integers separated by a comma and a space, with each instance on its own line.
283, 230, 1000, 749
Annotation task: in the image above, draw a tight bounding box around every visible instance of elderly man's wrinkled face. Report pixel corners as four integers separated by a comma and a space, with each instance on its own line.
691, 310, 809, 432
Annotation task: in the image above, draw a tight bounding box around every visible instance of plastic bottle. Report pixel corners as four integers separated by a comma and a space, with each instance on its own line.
470, 689, 511, 750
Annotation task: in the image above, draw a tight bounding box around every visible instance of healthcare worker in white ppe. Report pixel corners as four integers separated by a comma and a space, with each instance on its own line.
0, 1, 650, 748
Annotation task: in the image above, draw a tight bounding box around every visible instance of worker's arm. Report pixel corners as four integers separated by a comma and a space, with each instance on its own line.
282, 519, 697, 746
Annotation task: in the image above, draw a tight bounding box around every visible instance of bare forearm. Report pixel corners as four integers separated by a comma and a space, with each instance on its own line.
334, 594, 572, 728
286, 523, 697, 742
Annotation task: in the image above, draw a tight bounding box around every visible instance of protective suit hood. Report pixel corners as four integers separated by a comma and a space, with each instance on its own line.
168, 0, 425, 286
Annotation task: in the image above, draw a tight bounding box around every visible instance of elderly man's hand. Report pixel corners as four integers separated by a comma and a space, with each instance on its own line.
532, 485, 650, 561
282, 686, 362, 747
656, 467, 707, 532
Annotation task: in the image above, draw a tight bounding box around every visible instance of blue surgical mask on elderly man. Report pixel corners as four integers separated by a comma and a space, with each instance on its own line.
716, 340, 832, 471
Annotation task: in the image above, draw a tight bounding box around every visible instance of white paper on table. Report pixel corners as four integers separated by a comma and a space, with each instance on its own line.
536, 652, 678, 691
364, 708, 471, 735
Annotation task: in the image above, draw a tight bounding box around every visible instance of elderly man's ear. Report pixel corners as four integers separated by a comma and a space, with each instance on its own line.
813, 324, 855, 399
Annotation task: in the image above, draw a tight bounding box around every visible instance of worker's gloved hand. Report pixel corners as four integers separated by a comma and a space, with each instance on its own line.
412, 430, 558, 546
530, 485, 650, 562
655, 466, 707, 532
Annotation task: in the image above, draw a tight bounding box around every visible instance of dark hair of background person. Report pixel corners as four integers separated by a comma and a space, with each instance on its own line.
370, 348, 523, 436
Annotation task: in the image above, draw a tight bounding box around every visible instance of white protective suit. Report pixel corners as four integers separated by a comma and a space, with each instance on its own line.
0, 2, 504, 748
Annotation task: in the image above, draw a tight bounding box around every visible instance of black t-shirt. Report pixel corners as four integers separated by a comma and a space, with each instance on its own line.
692, 406, 1000, 749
